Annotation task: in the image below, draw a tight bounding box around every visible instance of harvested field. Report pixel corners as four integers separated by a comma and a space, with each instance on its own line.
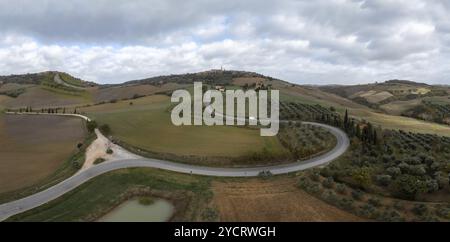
212, 177, 364, 221
0, 114, 86, 193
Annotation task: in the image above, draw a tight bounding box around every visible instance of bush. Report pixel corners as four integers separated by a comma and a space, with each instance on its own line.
351, 189, 364, 201
86, 120, 98, 133
393, 201, 405, 211
324, 190, 338, 204
106, 148, 113, 154
368, 198, 381, 207
93, 158, 106, 165
391, 174, 427, 200
201, 208, 218, 221
100, 124, 112, 136
72, 159, 82, 169
309, 172, 321, 182
412, 204, 428, 216
386, 167, 401, 177
336, 183, 347, 194
258, 170, 273, 178
338, 198, 354, 210
359, 204, 379, 219
375, 174, 392, 186
379, 210, 404, 222
138, 196, 155, 206
322, 177, 335, 189
425, 179, 439, 193
351, 167, 372, 189
436, 207, 450, 219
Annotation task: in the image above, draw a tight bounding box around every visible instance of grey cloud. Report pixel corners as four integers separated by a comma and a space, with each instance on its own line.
0, 0, 449, 84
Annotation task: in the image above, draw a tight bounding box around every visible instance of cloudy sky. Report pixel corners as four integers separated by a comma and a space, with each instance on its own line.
0, 0, 449, 85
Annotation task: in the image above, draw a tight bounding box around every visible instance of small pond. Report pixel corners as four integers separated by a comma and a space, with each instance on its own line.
99, 198, 175, 222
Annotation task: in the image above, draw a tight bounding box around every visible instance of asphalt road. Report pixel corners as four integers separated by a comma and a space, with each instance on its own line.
0, 113, 349, 221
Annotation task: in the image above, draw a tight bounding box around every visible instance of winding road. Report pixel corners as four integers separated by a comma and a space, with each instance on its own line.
0, 112, 349, 221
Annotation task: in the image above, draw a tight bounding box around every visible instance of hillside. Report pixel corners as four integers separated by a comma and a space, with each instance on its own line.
320, 80, 448, 107
1, 70, 450, 135
123, 70, 277, 86
319, 80, 450, 125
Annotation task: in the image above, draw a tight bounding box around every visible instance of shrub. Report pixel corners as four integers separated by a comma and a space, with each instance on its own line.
201, 208, 218, 221
86, 120, 97, 133
106, 148, 113, 154
359, 204, 379, 219
380, 209, 404, 222
351, 189, 364, 201
307, 183, 322, 194
258, 170, 273, 178
386, 167, 402, 177
138, 196, 155, 206
368, 198, 381, 207
322, 177, 335, 189
99, 124, 112, 136
336, 183, 347, 194
72, 159, 82, 169
425, 179, 439, 193
351, 167, 372, 189
324, 190, 338, 204
338, 198, 354, 210
392, 201, 405, 211
375, 174, 392, 186
391, 174, 427, 200
412, 204, 428, 216
309, 172, 321, 182
436, 207, 450, 219
93, 158, 105, 165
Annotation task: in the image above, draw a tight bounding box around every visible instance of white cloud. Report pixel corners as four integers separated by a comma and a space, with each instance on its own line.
0, 0, 449, 85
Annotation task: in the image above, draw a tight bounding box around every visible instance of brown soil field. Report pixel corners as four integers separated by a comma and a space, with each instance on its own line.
0, 114, 86, 193
212, 177, 364, 221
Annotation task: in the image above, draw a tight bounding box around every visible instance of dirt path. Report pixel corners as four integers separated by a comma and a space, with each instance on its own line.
81, 129, 141, 171
212, 177, 365, 222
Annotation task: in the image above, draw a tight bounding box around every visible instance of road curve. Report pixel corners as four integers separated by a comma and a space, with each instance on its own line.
0, 113, 349, 221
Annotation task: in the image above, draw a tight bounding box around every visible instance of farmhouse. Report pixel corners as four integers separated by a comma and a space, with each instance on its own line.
215, 85, 225, 92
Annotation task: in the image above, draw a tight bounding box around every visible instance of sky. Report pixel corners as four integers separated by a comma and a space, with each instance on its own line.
0, 0, 449, 85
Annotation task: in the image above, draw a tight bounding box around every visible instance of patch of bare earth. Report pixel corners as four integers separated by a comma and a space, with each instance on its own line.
81, 129, 141, 170
212, 177, 364, 222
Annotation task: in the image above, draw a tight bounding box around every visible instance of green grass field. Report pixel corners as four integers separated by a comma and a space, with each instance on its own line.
80, 95, 288, 158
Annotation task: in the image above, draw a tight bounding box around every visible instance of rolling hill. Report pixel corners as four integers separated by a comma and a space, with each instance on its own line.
1, 70, 449, 135
319, 80, 450, 126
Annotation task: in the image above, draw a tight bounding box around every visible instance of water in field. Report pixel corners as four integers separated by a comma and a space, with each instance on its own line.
99, 198, 174, 222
